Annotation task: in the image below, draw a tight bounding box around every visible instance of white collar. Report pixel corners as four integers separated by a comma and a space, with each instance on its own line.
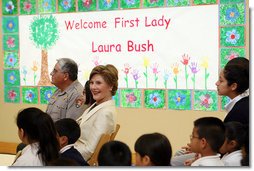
60, 144, 75, 153
224, 89, 249, 112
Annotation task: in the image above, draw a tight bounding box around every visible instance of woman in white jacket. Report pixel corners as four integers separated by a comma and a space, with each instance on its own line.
75, 64, 118, 161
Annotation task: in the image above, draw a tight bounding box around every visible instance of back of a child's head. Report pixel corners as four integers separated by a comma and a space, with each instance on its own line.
134, 132, 172, 166
224, 121, 246, 151
55, 118, 80, 144
194, 117, 225, 153
16, 107, 59, 165
98, 140, 132, 166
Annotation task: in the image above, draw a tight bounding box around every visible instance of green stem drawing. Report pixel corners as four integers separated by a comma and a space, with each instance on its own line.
125, 74, 128, 88
135, 80, 138, 88
143, 67, 148, 88
154, 74, 158, 88
164, 80, 167, 89
174, 75, 178, 89
33, 72, 37, 85
185, 65, 189, 89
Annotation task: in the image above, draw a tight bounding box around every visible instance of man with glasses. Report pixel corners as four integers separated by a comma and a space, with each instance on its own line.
46, 58, 85, 122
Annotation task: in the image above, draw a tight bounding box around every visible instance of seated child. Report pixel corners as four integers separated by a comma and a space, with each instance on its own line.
220, 121, 247, 166
98, 140, 132, 166
55, 118, 89, 166
12, 107, 59, 166
188, 117, 225, 166
134, 132, 172, 166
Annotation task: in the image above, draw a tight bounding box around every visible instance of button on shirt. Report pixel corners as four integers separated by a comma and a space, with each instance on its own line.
46, 80, 86, 122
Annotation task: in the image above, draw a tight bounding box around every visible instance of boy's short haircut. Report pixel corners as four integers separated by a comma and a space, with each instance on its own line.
55, 118, 80, 144
194, 117, 225, 153
98, 140, 132, 166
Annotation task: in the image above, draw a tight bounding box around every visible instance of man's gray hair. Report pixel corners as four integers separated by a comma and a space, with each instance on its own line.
57, 58, 78, 81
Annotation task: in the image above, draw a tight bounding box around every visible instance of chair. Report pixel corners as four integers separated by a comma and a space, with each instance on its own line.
87, 134, 111, 166
87, 124, 121, 166
110, 124, 120, 140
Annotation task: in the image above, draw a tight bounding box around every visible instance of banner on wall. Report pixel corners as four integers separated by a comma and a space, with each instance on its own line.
19, 5, 219, 90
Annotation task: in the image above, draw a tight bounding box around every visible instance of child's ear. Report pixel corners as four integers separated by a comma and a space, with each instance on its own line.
229, 140, 238, 149
200, 138, 208, 149
230, 83, 238, 91
58, 136, 68, 148
142, 155, 152, 166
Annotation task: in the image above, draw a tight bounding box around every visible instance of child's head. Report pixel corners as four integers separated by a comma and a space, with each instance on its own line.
134, 132, 172, 166
216, 57, 249, 97
98, 140, 132, 166
220, 121, 247, 155
16, 107, 59, 165
55, 118, 80, 148
189, 117, 225, 156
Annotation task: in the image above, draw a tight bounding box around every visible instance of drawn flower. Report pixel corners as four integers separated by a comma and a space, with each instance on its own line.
151, 63, 159, 88
131, 69, 140, 88
172, 63, 180, 75
174, 0, 183, 3
201, 57, 209, 69
189, 62, 199, 74
5, 1, 15, 13
22, 66, 28, 77
92, 56, 101, 66
104, 0, 114, 8
82, 0, 92, 8
25, 90, 35, 102
181, 54, 190, 89
6, 20, 15, 32
225, 8, 240, 23
201, 57, 210, 90
22, 66, 28, 85
23, 0, 32, 12
122, 63, 131, 75
131, 69, 140, 81
143, 57, 150, 67
126, 92, 137, 103
125, 0, 135, 5
122, 63, 131, 88
189, 62, 199, 90
150, 0, 158, 3
173, 92, 186, 106
226, 29, 240, 45
199, 94, 213, 108
225, 52, 238, 61
6, 53, 16, 67
163, 69, 171, 88
31, 61, 38, 85
6, 36, 15, 48
172, 63, 180, 89
44, 90, 53, 101
143, 57, 150, 88
61, 0, 72, 10
31, 61, 38, 72
8, 71, 17, 84
8, 89, 17, 101
181, 54, 190, 66
149, 92, 162, 107
42, 0, 52, 11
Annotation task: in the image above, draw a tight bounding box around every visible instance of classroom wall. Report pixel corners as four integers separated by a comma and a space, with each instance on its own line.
0, 1, 249, 154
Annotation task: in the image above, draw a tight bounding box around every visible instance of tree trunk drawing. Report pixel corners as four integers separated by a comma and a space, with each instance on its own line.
37, 49, 52, 86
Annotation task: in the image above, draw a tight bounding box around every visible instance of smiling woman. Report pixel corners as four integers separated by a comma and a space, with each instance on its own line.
75, 64, 118, 161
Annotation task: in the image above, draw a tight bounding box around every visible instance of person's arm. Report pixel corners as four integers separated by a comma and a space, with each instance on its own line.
65, 91, 86, 120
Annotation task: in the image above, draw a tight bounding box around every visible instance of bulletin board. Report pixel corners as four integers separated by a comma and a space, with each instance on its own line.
1, 0, 249, 111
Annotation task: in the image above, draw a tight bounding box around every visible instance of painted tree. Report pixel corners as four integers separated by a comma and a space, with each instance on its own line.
29, 15, 59, 86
